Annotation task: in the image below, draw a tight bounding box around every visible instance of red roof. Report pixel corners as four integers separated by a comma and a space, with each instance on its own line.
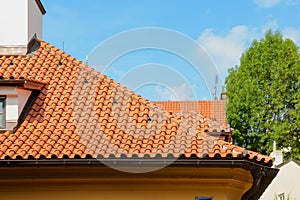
153, 100, 227, 126
0, 39, 273, 166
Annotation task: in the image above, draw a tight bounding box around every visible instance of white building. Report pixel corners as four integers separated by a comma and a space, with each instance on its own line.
260, 159, 300, 200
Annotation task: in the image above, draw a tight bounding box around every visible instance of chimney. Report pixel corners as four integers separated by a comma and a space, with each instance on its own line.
220, 86, 227, 100
0, 0, 46, 55
270, 140, 283, 167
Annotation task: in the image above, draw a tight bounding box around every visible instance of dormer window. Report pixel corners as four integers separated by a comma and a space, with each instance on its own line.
0, 79, 44, 132
0, 87, 31, 131
0, 96, 6, 129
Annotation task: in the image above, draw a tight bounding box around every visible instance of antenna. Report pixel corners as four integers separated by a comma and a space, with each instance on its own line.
213, 75, 218, 100
85, 56, 89, 65
62, 41, 64, 51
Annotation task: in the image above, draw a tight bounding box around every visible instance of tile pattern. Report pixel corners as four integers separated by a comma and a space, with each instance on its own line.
153, 100, 227, 126
0, 39, 273, 166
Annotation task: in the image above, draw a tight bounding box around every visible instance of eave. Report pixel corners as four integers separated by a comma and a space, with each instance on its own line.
0, 79, 45, 91
0, 158, 278, 200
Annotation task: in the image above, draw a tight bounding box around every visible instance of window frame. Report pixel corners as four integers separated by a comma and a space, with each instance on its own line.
195, 197, 212, 200
278, 193, 285, 200
0, 95, 6, 129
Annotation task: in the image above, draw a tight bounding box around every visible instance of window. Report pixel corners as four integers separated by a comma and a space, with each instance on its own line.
278, 193, 285, 200
0, 96, 6, 129
195, 197, 212, 200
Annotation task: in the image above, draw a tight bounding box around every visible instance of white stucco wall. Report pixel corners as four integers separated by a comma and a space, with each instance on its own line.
0, 0, 27, 46
0, 87, 18, 122
6, 96, 18, 121
260, 160, 300, 200
0, 0, 42, 47
28, 0, 43, 40
18, 89, 32, 117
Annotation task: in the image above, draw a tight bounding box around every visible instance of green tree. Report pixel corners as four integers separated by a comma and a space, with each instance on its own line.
225, 30, 300, 159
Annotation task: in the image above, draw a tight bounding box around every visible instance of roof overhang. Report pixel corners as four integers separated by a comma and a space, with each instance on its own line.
35, 0, 46, 15
0, 79, 45, 90
0, 158, 278, 200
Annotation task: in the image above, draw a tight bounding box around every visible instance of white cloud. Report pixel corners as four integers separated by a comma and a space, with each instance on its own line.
283, 28, 300, 44
197, 20, 300, 80
262, 19, 278, 33
259, 19, 300, 44
155, 83, 195, 101
154, 86, 175, 100
253, 0, 281, 8
198, 25, 254, 76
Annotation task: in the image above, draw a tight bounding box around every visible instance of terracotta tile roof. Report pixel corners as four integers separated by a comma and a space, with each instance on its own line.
0, 39, 273, 166
153, 100, 227, 126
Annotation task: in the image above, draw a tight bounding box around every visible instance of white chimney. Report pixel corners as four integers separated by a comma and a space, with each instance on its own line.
270, 140, 283, 167
0, 0, 46, 55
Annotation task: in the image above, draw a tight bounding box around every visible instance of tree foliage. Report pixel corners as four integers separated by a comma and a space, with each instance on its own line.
225, 30, 300, 159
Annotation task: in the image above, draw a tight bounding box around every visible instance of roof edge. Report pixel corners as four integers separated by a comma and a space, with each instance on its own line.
0, 157, 275, 168
0, 79, 45, 91
35, 0, 46, 15
24, 80, 45, 90
276, 158, 300, 168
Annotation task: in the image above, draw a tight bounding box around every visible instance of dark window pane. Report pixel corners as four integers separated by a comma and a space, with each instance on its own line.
0, 114, 2, 128
0, 96, 5, 129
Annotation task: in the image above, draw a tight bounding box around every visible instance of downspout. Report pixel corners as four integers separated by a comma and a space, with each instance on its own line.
241, 167, 266, 200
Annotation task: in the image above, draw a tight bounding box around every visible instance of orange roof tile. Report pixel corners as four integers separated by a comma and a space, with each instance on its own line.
0, 39, 273, 166
153, 100, 227, 126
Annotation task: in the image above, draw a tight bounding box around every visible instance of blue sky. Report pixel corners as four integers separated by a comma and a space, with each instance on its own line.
42, 0, 300, 101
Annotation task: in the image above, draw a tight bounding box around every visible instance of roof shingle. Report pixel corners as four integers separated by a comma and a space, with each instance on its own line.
153, 100, 227, 126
